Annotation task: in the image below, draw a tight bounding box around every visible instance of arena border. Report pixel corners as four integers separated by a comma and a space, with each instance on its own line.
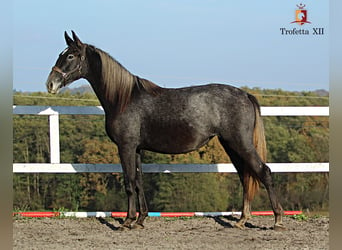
13, 211, 302, 218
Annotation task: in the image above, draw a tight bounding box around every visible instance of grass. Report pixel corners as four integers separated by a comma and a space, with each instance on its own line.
291, 213, 308, 221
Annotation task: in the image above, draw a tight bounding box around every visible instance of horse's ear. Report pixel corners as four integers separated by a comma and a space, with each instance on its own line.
64, 31, 74, 47
71, 30, 84, 49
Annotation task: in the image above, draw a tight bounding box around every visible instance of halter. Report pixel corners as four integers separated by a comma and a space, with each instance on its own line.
52, 55, 85, 83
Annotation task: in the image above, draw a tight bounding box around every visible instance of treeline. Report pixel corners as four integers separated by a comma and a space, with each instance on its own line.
13, 87, 329, 213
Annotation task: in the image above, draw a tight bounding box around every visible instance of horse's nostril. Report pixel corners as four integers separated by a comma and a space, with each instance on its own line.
48, 82, 53, 91
47, 82, 54, 93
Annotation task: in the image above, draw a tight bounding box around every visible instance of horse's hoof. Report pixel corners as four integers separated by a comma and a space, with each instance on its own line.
274, 224, 286, 231
119, 225, 131, 231
234, 223, 245, 230
132, 223, 144, 230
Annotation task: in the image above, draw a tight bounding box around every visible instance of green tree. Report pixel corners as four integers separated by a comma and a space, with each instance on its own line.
151, 173, 229, 212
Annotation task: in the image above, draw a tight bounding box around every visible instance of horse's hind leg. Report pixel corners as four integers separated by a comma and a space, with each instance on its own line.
238, 149, 285, 230
133, 152, 148, 229
233, 165, 253, 228
219, 140, 253, 229
259, 162, 285, 230
220, 138, 285, 230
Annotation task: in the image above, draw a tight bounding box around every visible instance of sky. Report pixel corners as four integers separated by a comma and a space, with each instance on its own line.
13, 0, 329, 92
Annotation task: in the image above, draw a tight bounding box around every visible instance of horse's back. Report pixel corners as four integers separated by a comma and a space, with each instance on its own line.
148, 84, 254, 125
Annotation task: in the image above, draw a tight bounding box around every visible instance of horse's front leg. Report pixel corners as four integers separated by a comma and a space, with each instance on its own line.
134, 151, 148, 229
119, 146, 137, 230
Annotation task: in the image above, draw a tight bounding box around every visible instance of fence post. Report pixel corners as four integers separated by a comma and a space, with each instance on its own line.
49, 114, 60, 164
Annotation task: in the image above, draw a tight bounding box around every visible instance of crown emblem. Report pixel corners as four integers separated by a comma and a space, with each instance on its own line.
291, 3, 311, 25
296, 3, 306, 9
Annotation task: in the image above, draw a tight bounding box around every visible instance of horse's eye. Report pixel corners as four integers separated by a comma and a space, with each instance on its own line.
67, 54, 75, 60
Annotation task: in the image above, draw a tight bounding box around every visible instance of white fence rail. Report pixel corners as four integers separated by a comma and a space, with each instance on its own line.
13, 106, 329, 173
13, 163, 329, 173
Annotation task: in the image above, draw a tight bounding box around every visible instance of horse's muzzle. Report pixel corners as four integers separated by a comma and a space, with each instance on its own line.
46, 78, 62, 94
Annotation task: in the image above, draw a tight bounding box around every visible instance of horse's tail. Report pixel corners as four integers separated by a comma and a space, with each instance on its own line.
244, 94, 266, 201
249, 94, 267, 162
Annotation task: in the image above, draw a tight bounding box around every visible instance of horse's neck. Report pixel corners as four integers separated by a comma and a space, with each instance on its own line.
86, 77, 117, 115
84, 46, 162, 115
83, 53, 112, 113
87, 77, 112, 114
84, 47, 131, 115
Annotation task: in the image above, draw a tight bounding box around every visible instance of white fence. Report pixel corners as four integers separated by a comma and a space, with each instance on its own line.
13, 106, 329, 173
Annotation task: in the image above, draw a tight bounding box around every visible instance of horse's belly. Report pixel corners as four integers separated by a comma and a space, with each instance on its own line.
141, 123, 213, 154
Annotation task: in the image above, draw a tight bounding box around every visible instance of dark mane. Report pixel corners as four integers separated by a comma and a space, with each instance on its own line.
94, 47, 162, 112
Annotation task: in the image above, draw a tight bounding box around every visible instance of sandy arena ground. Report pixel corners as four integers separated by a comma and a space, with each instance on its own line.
13, 215, 329, 249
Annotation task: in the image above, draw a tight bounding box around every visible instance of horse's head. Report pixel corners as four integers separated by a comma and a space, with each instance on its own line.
46, 31, 87, 94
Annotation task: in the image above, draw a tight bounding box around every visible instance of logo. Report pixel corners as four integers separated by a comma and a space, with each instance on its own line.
291, 3, 311, 25
279, 3, 324, 36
